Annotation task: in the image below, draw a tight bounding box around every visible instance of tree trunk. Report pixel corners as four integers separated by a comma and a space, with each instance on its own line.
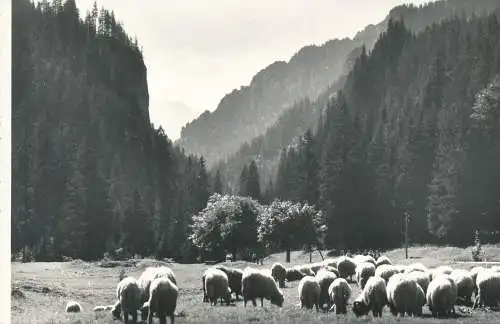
286, 248, 290, 263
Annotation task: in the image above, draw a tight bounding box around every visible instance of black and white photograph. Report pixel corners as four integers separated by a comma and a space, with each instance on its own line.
6, 0, 500, 323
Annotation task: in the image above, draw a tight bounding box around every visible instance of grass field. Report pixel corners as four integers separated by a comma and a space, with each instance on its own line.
11, 245, 500, 324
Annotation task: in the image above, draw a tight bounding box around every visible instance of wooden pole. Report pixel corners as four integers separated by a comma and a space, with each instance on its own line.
404, 212, 409, 259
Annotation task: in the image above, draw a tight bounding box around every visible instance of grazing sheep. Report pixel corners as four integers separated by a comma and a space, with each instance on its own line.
386, 273, 420, 317
113, 276, 141, 323
352, 275, 387, 317
141, 276, 178, 324
337, 256, 357, 281
490, 266, 500, 272
214, 265, 244, 301
406, 270, 431, 294
242, 267, 284, 307
286, 268, 306, 282
375, 264, 400, 283
137, 266, 177, 320
201, 272, 208, 303
431, 266, 453, 280
293, 264, 316, 276
204, 268, 232, 306
450, 269, 474, 304
426, 275, 458, 317
375, 256, 392, 268
298, 276, 321, 311
323, 258, 338, 268
315, 268, 338, 309
394, 265, 408, 273
470, 266, 487, 297
413, 283, 426, 316
356, 262, 376, 289
321, 266, 340, 277
310, 262, 326, 273
404, 263, 428, 274
328, 278, 351, 314
271, 263, 287, 288
473, 270, 500, 308
65, 300, 82, 313
354, 254, 376, 266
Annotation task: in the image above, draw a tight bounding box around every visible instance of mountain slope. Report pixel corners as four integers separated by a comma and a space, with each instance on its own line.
214, 0, 500, 193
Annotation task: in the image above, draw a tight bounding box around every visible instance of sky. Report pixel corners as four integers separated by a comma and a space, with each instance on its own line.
72, 0, 436, 140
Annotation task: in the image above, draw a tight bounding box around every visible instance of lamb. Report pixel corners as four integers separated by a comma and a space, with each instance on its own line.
298, 276, 321, 311
386, 272, 420, 317
271, 263, 287, 288
214, 265, 243, 300
241, 267, 284, 307
473, 270, 500, 308
406, 270, 430, 294
375, 256, 392, 267
375, 264, 400, 283
327, 278, 351, 314
356, 262, 376, 289
141, 276, 178, 324
337, 256, 357, 281
426, 274, 458, 317
112, 276, 141, 323
352, 275, 387, 317
285, 268, 307, 282
314, 268, 338, 309
204, 268, 232, 306
65, 300, 82, 313
450, 269, 474, 304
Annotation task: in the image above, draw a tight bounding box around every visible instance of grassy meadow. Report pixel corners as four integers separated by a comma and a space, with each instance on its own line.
11, 245, 500, 323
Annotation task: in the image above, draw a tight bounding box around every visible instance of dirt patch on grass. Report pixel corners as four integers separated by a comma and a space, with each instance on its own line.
16, 279, 67, 297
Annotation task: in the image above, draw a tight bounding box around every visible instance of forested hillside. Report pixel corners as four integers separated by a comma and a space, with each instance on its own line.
214, 0, 500, 195
12, 0, 211, 262
272, 13, 500, 250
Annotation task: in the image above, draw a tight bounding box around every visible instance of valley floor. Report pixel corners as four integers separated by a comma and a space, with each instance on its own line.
11, 245, 500, 323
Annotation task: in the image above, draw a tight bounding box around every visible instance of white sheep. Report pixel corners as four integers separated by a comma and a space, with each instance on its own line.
310, 262, 326, 273
426, 274, 457, 317
352, 275, 387, 317
356, 262, 376, 289
375, 256, 392, 267
490, 266, 500, 272
323, 258, 338, 268
430, 266, 453, 280
241, 267, 284, 307
353, 254, 376, 265
112, 276, 141, 323
141, 276, 178, 324
214, 265, 244, 300
375, 264, 400, 283
271, 263, 287, 288
321, 265, 340, 277
298, 276, 321, 311
204, 268, 232, 306
473, 270, 500, 308
328, 278, 351, 314
314, 268, 337, 309
450, 269, 474, 304
469, 266, 487, 297
65, 300, 82, 313
293, 264, 316, 276
406, 270, 430, 294
403, 263, 428, 274
136, 266, 177, 320
337, 256, 357, 281
386, 272, 420, 317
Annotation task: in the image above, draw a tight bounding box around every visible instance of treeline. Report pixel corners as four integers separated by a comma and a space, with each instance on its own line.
270, 14, 500, 250
12, 0, 212, 262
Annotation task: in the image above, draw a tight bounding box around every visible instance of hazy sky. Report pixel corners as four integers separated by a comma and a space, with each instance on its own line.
72, 0, 435, 140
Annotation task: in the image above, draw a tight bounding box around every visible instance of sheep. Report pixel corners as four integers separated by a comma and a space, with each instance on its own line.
202, 272, 208, 303
375, 264, 400, 283
321, 265, 340, 277
413, 283, 426, 316
490, 266, 500, 272
141, 276, 178, 324
470, 266, 487, 297
356, 262, 376, 289
354, 254, 376, 266
426, 274, 458, 317
112, 276, 141, 323
293, 264, 316, 276
271, 263, 287, 288
136, 266, 177, 320
204, 268, 232, 306
337, 256, 357, 281
214, 265, 244, 301
403, 263, 428, 274
406, 270, 431, 294
241, 267, 284, 307
298, 276, 321, 311
327, 278, 351, 314
386, 272, 420, 317
310, 262, 327, 273
473, 270, 500, 308
450, 269, 474, 305
314, 268, 338, 309
375, 256, 392, 267
352, 275, 387, 317
323, 258, 338, 268
431, 266, 453, 280
65, 300, 82, 313
285, 268, 306, 282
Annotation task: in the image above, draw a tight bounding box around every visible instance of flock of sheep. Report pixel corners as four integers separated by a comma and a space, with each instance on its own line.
101, 254, 500, 323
